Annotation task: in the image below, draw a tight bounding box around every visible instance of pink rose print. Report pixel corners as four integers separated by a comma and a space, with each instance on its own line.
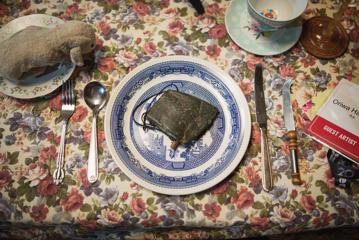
238, 80, 253, 97
211, 180, 229, 194
279, 64, 296, 78
62, 4, 82, 19
47, 131, 60, 145
39, 146, 57, 164
244, 166, 261, 187
77, 168, 91, 189
302, 100, 313, 113
97, 21, 112, 36
0, 4, 9, 17
121, 192, 129, 201
270, 205, 295, 228
49, 94, 62, 111
168, 20, 184, 36
251, 124, 261, 145
203, 203, 221, 221
116, 50, 139, 67
79, 219, 97, 230
135, 37, 142, 45
160, 0, 170, 9
325, 168, 335, 188
84, 129, 105, 144
250, 216, 270, 230
246, 54, 263, 71
71, 105, 88, 122
206, 3, 220, 15
313, 211, 331, 228
231, 186, 254, 209
131, 197, 146, 215
30, 204, 49, 222
0, 170, 12, 189
300, 195, 316, 213
141, 213, 162, 227
133, 2, 150, 16
300, 55, 316, 68
290, 189, 298, 199
37, 176, 59, 197
24, 163, 48, 187
99, 208, 122, 225
208, 24, 227, 39
60, 188, 84, 212
206, 44, 221, 58
143, 42, 157, 55
0, 153, 7, 166
98, 57, 116, 73
95, 37, 104, 51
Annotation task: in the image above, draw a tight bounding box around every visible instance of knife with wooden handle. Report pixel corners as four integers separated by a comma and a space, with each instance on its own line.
254, 64, 273, 192
283, 79, 302, 185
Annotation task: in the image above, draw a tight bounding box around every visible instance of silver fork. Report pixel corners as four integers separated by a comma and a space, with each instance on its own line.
53, 78, 76, 185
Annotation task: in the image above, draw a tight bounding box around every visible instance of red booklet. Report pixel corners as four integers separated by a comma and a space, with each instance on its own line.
306, 80, 359, 164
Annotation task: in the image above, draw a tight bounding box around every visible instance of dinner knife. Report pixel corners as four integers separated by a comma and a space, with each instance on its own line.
283, 79, 302, 185
254, 64, 273, 192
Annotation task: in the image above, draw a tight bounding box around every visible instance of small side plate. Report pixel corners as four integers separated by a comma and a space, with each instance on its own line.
225, 0, 302, 56
0, 14, 75, 99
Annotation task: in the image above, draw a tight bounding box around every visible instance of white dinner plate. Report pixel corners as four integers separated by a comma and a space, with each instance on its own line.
0, 14, 75, 99
105, 56, 251, 195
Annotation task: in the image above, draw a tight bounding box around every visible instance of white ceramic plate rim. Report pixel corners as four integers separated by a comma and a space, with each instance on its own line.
0, 14, 75, 99
105, 56, 251, 195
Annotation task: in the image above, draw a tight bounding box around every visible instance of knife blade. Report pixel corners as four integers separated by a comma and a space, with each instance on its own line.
254, 64, 273, 192
283, 79, 302, 185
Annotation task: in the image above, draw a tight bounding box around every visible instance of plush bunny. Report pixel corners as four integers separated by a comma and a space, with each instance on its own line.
0, 20, 96, 81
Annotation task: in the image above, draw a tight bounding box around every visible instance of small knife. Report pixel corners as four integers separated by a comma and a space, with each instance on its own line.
283, 79, 302, 185
254, 64, 273, 192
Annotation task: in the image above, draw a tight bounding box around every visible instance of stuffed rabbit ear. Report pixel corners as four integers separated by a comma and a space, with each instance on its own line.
66, 35, 95, 66
70, 46, 84, 66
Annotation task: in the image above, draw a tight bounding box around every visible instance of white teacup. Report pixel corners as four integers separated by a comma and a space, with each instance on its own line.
247, 0, 308, 32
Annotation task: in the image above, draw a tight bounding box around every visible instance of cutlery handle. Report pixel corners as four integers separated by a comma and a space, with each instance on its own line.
260, 127, 273, 192
53, 120, 67, 184
288, 130, 302, 185
88, 114, 98, 183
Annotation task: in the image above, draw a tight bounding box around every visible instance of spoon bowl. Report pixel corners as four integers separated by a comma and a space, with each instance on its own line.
83, 81, 108, 183
84, 81, 108, 113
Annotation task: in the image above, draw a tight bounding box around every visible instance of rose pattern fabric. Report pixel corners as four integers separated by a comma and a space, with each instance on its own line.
0, 0, 358, 239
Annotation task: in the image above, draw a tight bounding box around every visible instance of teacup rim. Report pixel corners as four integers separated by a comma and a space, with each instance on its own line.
247, 0, 308, 23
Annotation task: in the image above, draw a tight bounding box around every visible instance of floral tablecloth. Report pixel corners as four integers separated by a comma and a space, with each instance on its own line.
0, 0, 358, 239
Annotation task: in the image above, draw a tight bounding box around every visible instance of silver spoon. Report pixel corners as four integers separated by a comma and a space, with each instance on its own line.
84, 81, 108, 183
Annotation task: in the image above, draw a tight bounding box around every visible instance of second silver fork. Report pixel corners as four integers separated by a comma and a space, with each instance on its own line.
53, 78, 76, 185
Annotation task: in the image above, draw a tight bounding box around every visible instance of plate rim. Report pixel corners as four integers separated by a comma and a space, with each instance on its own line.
225, 0, 302, 56
104, 55, 251, 195
0, 14, 75, 99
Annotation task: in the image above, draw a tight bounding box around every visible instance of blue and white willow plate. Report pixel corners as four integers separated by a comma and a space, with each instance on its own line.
105, 56, 251, 195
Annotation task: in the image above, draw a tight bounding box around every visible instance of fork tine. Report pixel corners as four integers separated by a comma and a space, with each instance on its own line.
70, 78, 75, 105
67, 79, 71, 104
61, 80, 65, 105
